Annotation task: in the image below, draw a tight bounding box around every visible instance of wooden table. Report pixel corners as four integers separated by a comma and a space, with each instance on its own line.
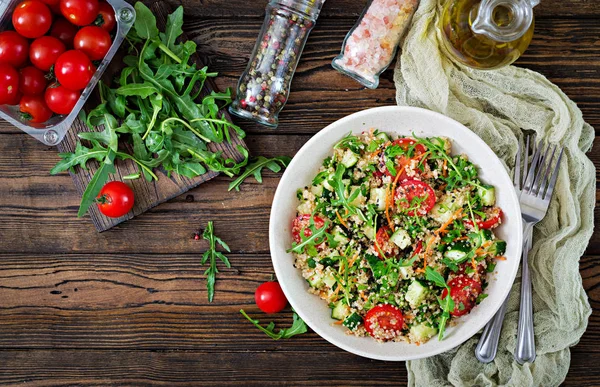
0, 0, 598, 385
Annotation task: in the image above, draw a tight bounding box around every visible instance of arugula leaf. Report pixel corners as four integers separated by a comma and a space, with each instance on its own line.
228, 156, 291, 191
425, 266, 455, 341
116, 82, 159, 98
77, 150, 117, 217
240, 309, 307, 340
201, 221, 231, 302
161, 6, 184, 50
50, 141, 108, 174
286, 213, 330, 254
133, 2, 159, 39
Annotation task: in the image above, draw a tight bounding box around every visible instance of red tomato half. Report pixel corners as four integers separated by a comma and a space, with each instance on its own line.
96, 1, 116, 32
464, 207, 503, 230
45, 83, 79, 114
0, 64, 21, 105
30, 36, 66, 72
74, 26, 111, 60
291, 214, 326, 244
364, 304, 404, 340
60, 0, 99, 26
12, 0, 53, 39
19, 66, 47, 96
382, 138, 427, 179
255, 282, 288, 314
395, 179, 436, 216
50, 17, 78, 47
0, 31, 29, 68
96, 181, 135, 218
441, 275, 482, 317
54, 50, 95, 91
375, 225, 398, 259
19, 95, 52, 123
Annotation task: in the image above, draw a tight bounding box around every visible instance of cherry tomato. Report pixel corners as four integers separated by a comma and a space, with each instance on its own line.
19, 95, 52, 123
54, 50, 94, 91
30, 36, 66, 72
0, 31, 29, 68
45, 83, 79, 114
395, 179, 436, 216
50, 17, 78, 47
96, 1, 116, 32
464, 207, 503, 230
364, 304, 404, 340
40, 0, 60, 5
60, 0, 99, 26
375, 225, 398, 259
382, 138, 427, 179
74, 26, 111, 60
19, 66, 47, 96
441, 275, 482, 317
456, 261, 487, 279
291, 214, 326, 244
12, 1, 53, 39
96, 181, 135, 218
0, 64, 20, 105
255, 281, 288, 314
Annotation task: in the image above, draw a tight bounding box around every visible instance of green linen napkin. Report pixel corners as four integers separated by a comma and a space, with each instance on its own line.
393, 1, 595, 386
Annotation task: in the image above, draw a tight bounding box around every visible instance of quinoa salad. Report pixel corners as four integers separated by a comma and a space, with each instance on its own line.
287, 130, 506, 344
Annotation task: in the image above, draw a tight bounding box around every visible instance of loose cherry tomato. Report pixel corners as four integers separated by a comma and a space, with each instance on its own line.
0, 31, 29, 68
464, 207, 503, 230
382, 138, 427, 179
364, 304, 404, 340
95, 1, 116, 32
45, 83, 79, 114
30, 36, 66, 72
54, 50, 94, 91
255, 281, 288, 314
19, 95, 53, 123
375, 225, 398, 259
50, 17, 78, 47
441, 275, 482, 317
0, 64, 20, 105
74, 26, 111, 60
291, 214, 326, 244
19, 66, 47, 96
60, 0, 99, 26
96, 181, 135, 218
395, 179, 436, 216
12, 0, 53, 39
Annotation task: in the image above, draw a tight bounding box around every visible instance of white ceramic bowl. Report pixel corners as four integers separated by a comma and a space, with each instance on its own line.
269, 106, 522, 361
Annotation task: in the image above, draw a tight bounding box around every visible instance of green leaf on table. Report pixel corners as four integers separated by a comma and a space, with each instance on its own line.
228, 156, 291, 191
134, 2, 159, 39
116, 82, 159, 98
175, 161, 207, 178
239, 309, 308, 340
201, 221, 232, 302
160, 5, 184, 50
81, 103, 119, 152
50, 141, 108, 174
77, 149, 116, 217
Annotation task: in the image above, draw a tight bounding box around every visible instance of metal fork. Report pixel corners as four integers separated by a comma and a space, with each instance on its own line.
475, 135, 564, 364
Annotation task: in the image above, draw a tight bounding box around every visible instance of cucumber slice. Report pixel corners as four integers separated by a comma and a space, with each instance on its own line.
323, 173, 335, 191
331, 300, 350, 320
341, 150, 359, 168
333, 228, 350, 246
296, 201, 313, 215
477, 185, 496, 206
430, 192, 466, 224
310, 184, 324, 197
488, 240, 506, 256
343, 312, 363, 330
323, 273, 337, 288
410, 323, 437, 342
399, 265, 413, 280
405, 280, 429, 308
444, 241, 471, 261
369, 187, 387, 211
376, 132, 390, 142
432, 137, 452, 154
364, 226, 375, 240
390, 228, 411, 249
307, 271, 324, 288
349, 186, 366, 206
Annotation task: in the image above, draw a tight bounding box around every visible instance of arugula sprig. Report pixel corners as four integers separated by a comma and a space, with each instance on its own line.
240, 309, 308, 340
425, 267, 455, 341
286, 213, 331, 255
228, 156, 291, 191
201, 221, 231, 302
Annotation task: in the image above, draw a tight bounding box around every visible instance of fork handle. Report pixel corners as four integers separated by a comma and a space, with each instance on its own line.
475, 295, 509, 363
515, 225, 535, 364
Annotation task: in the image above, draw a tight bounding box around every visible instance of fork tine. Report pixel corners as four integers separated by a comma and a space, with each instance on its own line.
532, 142, 552, 196
522, 135, 530, 188
523, 139, 543, 194
538, 145, 557, 197
543, 147, 564, 201
514, 138, 521, 189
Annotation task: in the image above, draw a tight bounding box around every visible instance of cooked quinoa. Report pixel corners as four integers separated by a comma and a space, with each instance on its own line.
288, 130, 506, 344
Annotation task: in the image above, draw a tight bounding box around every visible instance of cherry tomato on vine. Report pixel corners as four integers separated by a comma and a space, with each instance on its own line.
364, 304, 404, 340
45, 83, 79, 114
95, 1, 116, 32
19, 95, 53, 123
54, 50, 94, 91
74, 26, 111, 60
0, 64, 21, 105
96, 181, 135, 218
19, 66, 47, 96
60, 0, 99, 26
0, 31, 29, 68
50, 17, 78, 47
255, 282, 288, 314
12, 0, 53, 39
30, 36, 66, 72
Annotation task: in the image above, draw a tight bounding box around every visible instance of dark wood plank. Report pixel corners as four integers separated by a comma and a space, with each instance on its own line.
56, 1, 247, 232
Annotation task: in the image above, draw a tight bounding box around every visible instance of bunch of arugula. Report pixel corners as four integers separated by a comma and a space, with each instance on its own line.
51, 3, 250, 216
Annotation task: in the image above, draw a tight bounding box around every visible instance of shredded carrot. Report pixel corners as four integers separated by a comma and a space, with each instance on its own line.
336, 210, 348, 229
334, 320, 344, 325
385, 165, 406, 231
471, 256, 479, 281
332, 285, 341, 299
347, 252, 359, 269
443, 159, 448, 177
421, 235, 437, 270
496, 256, 507, 261
436, 208, 463, 235
453, 236, 469, 241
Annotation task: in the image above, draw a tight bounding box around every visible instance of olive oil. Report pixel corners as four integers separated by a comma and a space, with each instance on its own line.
440, 0, 534, 69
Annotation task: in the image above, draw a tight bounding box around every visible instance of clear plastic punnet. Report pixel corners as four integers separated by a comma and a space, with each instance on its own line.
0, 0, 135, 146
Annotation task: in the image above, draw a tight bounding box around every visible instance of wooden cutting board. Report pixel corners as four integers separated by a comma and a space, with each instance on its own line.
57, 1, 247, 232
